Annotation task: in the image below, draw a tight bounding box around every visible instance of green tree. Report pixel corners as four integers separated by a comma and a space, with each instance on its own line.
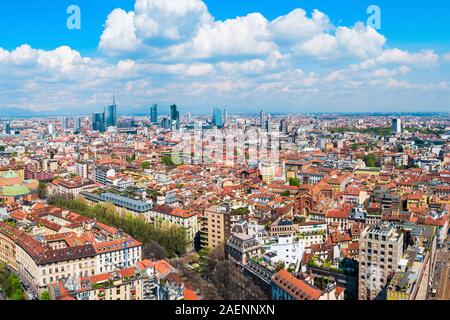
363, 153, 378, 167
289, 177, 301, 187
161, 156, 175, 167
281, 190, 290, 197
38, 182, 47, 199
47, 197, 188, 257
40, 290, 51, 300
141, 161, 151, 170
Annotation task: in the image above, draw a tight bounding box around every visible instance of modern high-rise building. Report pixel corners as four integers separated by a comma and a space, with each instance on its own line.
75, 116, 82, 132
223, 109, 228, 126
104, 95, 118, 127
170, 104, 180, 130
92, 112, 106, 132
5, 121, 11, 135
161, 117, 170, 130
260, 110, 266, 129
212, 108, 223, 128
392, 118, 402, 134
358, 223, 403, 300
150, 104, 158, 123
62, 116, 70, 131
280, 119, 288, 134
170, 104, 179, 121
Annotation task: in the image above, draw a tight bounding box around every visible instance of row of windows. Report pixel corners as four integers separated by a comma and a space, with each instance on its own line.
42, 269, 94, 285
43, 261, 94, 275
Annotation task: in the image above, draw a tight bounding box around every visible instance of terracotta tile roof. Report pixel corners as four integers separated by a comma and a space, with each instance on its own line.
272, 269, 322, 300
184, 288, 201, 300
326, 208, 349, 219
93, 237, 141, 254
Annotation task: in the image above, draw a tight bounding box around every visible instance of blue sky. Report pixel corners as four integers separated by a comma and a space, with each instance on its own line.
0, 0, 449, 114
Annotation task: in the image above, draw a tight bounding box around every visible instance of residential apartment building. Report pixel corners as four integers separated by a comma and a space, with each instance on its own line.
148, 205, 199, 246
93, 237, 142, 274
203, 204, 231, 249
50, 267, 143, 300
358, 223, 404, 300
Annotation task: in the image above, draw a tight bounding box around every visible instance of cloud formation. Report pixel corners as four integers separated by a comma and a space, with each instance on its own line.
1, 0, 449, 113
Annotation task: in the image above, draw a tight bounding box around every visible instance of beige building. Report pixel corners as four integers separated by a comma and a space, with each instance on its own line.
15, 233, 96, 293
203, 204, 231, 249
358, 223, 403, 300
0, 222, 20, 271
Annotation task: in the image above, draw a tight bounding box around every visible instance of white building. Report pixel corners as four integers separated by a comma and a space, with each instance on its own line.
76, 163, 88, 179
262, 235, 304, 272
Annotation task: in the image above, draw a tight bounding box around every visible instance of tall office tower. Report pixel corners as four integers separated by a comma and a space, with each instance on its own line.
280, 119, 288, 134
62, 116, 70, 131
5, 121, 11, 135
92, 112, 106, 132
170, 104, 180, 130
187, 112, 192, 123
359, 223, 403, 300
259, 110, 266, 129
150, 104, 158, 123
262, 114, 273, 131
48, 123, 54, 135
75, 116, 82, 132
392, 118, 402, 134
223, 109, 228, 126
212, 108, 223, 128
104, 94, 118, 127
161, 117, 170, 130
170, 104, 180, 121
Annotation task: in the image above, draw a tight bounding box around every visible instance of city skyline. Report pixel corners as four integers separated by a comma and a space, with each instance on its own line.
0, 0, 450, 114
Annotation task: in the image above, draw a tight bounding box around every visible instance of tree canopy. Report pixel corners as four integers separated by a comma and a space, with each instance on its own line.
48, 196, 188, 257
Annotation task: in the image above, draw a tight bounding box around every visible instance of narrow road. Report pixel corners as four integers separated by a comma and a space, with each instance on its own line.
440, 263, 450, 300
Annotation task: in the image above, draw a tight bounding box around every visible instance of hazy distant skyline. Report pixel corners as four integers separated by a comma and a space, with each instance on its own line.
0, 0, 450, 114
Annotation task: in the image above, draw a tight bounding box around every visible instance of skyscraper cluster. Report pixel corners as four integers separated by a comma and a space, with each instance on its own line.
91, 95, 118, 133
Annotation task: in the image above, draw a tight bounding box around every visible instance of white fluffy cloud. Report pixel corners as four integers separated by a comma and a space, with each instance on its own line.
171, 13, 276, 59
100, 0, 211, 55
296, 23, 385, 59
134, 0, 211, 41
98, 2, 386, 62
99, 9, 140, 55
270, 9, 332, 44
442, 53, 450, 62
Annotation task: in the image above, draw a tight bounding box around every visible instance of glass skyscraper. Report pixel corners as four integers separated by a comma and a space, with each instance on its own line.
170, 104, 180, 130
104, 94, 117, 127
212, 108, 223, 127
92, 112, 106, 132
170, 104, 179, 121
104, 105, 117, 127
5, 121, 11, 135
150, 104, 158, 123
